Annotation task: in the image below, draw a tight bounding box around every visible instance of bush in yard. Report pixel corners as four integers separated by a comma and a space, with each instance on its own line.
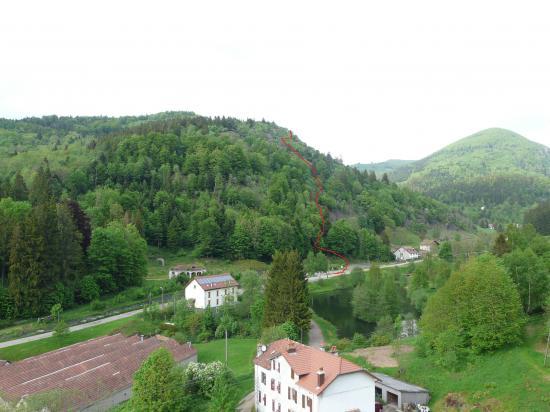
335, 337, 352, 352
183, 361, 228, 397
421, 254, 524, 357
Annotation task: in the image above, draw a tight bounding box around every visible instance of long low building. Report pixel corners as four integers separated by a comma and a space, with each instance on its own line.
0, 333, 197, 411
373, 372, 429, 410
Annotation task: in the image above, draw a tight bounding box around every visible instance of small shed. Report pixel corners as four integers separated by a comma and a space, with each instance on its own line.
373, 372, 429, 409
168, 264, 206, 279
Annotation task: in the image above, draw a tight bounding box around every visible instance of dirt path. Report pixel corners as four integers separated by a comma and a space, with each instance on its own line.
309, 319, 324, 348
352, 344, 413, 367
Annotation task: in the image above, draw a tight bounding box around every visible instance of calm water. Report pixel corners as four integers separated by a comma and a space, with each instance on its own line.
312, 288, 376, 339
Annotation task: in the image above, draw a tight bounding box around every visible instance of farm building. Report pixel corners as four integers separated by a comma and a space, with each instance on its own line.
0, 334, 197, 411
373, 372, 429, 410
168, 264, 207, 279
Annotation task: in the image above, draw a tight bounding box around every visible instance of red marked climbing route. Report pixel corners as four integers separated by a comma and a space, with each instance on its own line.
280, 131, 350, 275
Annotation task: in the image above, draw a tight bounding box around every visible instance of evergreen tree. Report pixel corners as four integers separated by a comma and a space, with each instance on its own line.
66, 199, 91, 253
493, 233, 511, 257
11, 172, 28, 201
56, 203, 83, 284
263, 250, 311, 332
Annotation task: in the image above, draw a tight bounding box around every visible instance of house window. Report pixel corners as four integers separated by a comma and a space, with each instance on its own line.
263, 394, 266, 406
290, 369, 294, 379
271, 378, 275, 391
261, 372, 266, 385
307, 397, 312, 412
208, 291, 211, 298
287, 387, 291, 400
277, 381, 281, 393
272, 399, 275, 411
272, 359, 275, 370
292, 388, 297, 403
258, 391, 262, 403
216, 299, 219, 305
277, 362, 280, 372
217, 290, 219, 296
302, 394, 305, 408
277, 402, 281, 412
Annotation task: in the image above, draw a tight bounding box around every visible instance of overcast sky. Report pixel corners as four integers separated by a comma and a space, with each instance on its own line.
1, 1, 550, 164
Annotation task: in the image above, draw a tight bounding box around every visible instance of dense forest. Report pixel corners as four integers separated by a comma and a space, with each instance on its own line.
0, 113, 463, 318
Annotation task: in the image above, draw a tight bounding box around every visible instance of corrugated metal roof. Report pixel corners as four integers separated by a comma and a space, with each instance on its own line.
0, 334, 196, 411
373, 372, 429, 393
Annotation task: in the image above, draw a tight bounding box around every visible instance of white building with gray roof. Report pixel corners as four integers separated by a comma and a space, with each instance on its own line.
373, 372, 429, 410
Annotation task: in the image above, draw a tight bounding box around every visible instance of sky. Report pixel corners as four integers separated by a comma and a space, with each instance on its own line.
1, 0, 550, 164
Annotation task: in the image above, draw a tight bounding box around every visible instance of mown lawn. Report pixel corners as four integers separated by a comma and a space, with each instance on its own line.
195, 338, 258, 400
0, 316, 137, 361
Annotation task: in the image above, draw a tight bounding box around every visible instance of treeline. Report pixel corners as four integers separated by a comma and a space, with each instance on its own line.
0, 166, 147, 319
0, 113, 459, 266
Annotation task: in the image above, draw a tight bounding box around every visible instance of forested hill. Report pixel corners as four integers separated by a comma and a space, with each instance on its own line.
0, 113, 461, 263
385, 128, 550, 225
351, 159, 414, 175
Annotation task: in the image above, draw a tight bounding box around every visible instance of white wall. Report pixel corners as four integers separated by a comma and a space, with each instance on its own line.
184, 281, 239, 309
254, 355, 375, 412
320, 372, 375, 412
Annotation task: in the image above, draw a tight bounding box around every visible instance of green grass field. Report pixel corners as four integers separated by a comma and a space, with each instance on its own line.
194, 338, 258, 399
0, 316, 137, 361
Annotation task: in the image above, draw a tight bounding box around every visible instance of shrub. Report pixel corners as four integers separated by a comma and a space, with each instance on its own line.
335, 337, 352, 352
53, 320, 69, 338
368, 333, 392, 347
352, 332, 368, 349
90, 299, 107, 311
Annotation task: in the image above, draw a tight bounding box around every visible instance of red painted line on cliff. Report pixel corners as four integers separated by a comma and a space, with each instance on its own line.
280, 131, 350, 275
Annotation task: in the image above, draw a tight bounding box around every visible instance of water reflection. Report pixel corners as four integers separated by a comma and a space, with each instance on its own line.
311, 287, 375, 339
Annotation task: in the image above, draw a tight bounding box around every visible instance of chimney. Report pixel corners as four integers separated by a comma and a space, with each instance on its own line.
316, 367, 325, 387
287, 342, 296, 353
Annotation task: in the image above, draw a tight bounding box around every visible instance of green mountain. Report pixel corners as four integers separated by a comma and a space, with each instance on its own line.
0, 113, 463, 266
390, 128, 550, 224
351, 159, 414, 175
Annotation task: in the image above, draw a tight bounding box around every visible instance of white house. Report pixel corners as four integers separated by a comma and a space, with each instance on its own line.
184, 273, 240, 309
169, 264, 207, 279
254, 339, 378, 412
393, 247, 420, 261
419, 240, 439, 254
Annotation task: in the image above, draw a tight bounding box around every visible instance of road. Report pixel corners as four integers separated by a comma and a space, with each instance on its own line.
307, 259, 422, 282
0, 308, 145, 349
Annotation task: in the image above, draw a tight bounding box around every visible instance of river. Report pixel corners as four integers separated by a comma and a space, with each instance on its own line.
311, 287, 376, 339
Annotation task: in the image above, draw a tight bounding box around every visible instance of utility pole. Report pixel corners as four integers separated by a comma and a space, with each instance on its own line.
225, 328, 228, 365
544, 326, 550, 367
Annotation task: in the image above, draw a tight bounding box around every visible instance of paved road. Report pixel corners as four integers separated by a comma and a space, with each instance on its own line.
0, 308, 146, 349
307, 259, 422, 282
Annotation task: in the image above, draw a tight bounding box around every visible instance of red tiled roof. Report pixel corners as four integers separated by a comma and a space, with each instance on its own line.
254, 339, 377, 395
0, 333, 196, 411
194, 273, 239, 291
